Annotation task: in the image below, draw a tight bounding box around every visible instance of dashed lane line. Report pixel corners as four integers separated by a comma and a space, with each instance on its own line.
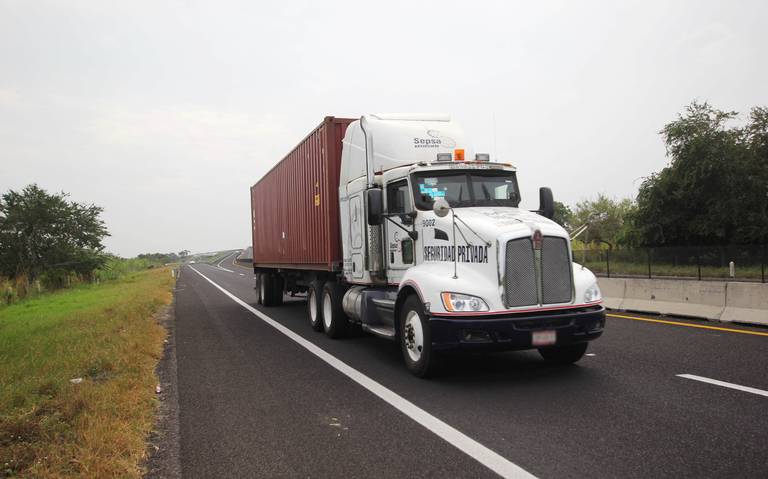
677, 374, 768, 398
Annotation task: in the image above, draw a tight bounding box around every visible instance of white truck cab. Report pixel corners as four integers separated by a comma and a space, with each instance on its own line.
333, 114, 605, 376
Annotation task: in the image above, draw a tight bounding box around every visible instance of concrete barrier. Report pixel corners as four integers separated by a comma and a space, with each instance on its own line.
616, 278, 726, 320
597, 278, 625, 310
238, 246, 253, 262
721, 282, 768, 326
597, 276, 768, 326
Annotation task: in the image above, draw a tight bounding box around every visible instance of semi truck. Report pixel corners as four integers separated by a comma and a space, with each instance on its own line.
250, 114, 605, 377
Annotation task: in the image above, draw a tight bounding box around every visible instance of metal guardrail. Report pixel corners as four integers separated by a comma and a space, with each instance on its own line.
574, 245, 767, 283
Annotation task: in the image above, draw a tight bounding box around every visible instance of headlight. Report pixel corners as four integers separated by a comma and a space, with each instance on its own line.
441, 292, 489, 312
584, 283, 602, 303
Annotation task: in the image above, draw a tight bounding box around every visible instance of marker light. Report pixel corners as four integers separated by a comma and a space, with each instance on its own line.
475, 153, 490, 162
454, 149, 465, 161
441, 292, 489, 312
436, 153, 452, 162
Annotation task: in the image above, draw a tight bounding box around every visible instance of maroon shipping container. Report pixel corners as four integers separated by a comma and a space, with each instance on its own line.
250, 117, 355, 271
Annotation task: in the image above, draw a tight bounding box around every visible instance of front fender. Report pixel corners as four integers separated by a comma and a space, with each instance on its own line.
572, 262, 601, 305
398, 262, 502, 315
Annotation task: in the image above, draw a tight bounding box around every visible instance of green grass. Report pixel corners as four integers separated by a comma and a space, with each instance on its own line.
580, 258, 765, 280
0, 267, 174, 478
93, 257, 167, 282
1, 257, 172, 308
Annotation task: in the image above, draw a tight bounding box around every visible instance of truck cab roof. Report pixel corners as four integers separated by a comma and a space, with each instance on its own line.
340, 114, 476, 186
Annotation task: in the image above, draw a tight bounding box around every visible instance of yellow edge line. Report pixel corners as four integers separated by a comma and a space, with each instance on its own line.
607, 313, 768, 337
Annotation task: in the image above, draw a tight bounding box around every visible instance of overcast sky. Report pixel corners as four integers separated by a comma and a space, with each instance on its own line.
1, 1, 766, 257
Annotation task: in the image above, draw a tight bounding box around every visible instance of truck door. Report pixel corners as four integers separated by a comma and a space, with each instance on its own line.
385, 179, 415, 284
348, 192, 365, 279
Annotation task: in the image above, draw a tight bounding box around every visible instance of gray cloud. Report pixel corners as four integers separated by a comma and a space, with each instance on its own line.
1, 0, 766, 256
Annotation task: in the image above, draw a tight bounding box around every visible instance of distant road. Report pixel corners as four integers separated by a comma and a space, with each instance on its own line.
172, 255, 768, 478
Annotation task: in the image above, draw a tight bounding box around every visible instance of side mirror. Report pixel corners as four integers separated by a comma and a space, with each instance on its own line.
433, 197, 451, 218
538, 187, 554, 220
367, 188, 383, 225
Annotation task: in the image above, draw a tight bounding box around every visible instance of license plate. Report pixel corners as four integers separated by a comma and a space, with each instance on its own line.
532, 330, 556, 347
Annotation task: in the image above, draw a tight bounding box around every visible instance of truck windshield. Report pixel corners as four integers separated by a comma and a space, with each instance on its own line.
412, 170, 521, 210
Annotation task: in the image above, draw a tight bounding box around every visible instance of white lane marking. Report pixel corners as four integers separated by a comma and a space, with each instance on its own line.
239, 273, 245, 276
188, 266, 535, 479
216, 266, 235, 273
677, 374, 768, 398
216, 250, 240, 269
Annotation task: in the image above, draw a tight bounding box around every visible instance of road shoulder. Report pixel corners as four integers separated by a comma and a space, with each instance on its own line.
144, 298, 182, 479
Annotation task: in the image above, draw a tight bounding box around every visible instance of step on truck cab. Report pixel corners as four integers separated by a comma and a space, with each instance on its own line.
251, 114, 605, 377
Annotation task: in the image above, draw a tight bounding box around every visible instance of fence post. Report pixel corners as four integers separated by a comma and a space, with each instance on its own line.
606, 249, 611, 278
697, 251, 701, 281
647, 248, 652, 279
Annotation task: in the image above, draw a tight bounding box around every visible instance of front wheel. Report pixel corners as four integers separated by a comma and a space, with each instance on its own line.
538, 342, 588, 364
399, 295, 437, 378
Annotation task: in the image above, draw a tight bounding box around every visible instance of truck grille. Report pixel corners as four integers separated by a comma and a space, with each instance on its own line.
504, 238, 537, 307
504, 236, 572, 308
541, 236, 573, 304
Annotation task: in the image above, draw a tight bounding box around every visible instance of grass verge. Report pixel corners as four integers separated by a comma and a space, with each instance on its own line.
0, 267, 174, 478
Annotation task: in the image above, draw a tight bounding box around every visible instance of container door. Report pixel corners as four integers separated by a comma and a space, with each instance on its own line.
384, 179, 415, 284
348, 192, 365, 279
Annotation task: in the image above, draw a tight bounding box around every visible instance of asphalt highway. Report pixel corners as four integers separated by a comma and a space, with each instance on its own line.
172, 254, 768, 478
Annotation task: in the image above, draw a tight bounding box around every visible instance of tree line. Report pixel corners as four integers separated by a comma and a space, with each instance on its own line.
2, 100, 766, 288
554, 101, 768, 249
0, 185, 187, 299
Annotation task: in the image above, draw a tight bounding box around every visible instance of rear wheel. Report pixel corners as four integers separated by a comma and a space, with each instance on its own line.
307, 280, 324, 332
322, 282, 349, 338
399, 295, 437, 378
255, 274, 263, 305
538, 342, 588, 364
260, 273, 283, 307
270, 274, 284, 306
258, 273, 269, 305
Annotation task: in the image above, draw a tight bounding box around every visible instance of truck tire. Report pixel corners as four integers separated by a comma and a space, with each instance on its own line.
260, 273, 280, 307
322, 281, 349, 338
399, 295, 437, 378
257, 273, 269, 305
271, 274, 284, 306
538, 342, 588, 364
255, 274, 263, 305
307, 280, 324, 332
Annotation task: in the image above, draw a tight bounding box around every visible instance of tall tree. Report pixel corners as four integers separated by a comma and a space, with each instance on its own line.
573, 194, 636, 249
633, 102, 768, 246
552, 201, 574, 231
0, 184, 109, 278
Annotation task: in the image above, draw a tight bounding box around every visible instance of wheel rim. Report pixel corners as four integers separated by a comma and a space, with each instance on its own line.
260, 277, 266, 303
403, 310, 424, 362
308, 289, 317, 324
323, 292, 333, 330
